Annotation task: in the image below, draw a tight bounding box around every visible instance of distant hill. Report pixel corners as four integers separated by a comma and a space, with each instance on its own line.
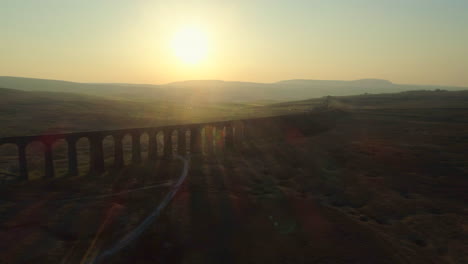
267, 90, 468, 111
2, 85, 468, 137
275, 78, 393, 87
0, 76, 170, 101
1, 76, 466, 103
0, 87, 162, 137
0, 88, 258, 137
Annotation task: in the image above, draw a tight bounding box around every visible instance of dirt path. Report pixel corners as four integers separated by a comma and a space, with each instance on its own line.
1, 109, 467, 263
105, 151, 400, 264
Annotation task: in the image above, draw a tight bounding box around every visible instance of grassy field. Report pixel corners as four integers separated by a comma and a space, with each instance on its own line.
0, 87, 271, 138
1, 89, 468, 180
0, 107, 467, 263
1, 89, 468, 264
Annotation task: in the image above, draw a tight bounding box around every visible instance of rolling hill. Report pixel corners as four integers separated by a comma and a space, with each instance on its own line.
0, 87, 259, 137
1, 76, 467, 103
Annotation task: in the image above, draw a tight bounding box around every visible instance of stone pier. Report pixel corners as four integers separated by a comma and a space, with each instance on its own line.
0, 113, 314, 181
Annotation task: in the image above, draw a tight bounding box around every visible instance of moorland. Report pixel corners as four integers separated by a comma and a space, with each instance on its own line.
0, 77, 467, 263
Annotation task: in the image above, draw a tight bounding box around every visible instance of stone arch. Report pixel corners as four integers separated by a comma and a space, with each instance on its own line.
0, 143, 19, 182
162, 128, 174, 159
233, 120, 245, 143
189, 126, 202, 154
214, 125, 225, 152
26, 140, 45, 180
140, 131, 149, 161
156, 130, 164, 158
65, 137, 79, 176
76, 137, 90, 176
112, 133, 124, 168
171, 129, 179, 156
102, 135, 115, 169
200, 126, 206, 154
122, 133, 132, 165
147, 129, 158, 161
52, 138, 68, 177
224, 123, 234, 149
185, 129, 191, 154
177, 128, 188, 155
203, 125, 214, 155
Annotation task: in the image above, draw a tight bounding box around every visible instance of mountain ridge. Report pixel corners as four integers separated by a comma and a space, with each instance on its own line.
1, 76, 467, 103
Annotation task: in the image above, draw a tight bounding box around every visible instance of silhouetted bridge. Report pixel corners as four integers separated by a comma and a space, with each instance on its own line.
0, 113, 329, 182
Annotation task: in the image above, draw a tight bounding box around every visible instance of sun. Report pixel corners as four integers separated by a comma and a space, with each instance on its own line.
172, 26, 209, 65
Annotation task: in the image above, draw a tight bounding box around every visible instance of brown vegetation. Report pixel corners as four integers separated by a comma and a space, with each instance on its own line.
0, 107, 467, 263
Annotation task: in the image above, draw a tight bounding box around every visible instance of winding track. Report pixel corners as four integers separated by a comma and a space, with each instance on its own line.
87, 154, 190, 264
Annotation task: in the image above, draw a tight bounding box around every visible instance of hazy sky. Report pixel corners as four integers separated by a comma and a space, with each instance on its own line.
1, 0, 467, 86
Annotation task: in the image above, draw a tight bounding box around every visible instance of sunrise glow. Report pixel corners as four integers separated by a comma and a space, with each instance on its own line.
172, 26, 209, 65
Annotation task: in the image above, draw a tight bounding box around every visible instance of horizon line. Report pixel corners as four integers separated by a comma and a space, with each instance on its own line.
1, 75, 468, 88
